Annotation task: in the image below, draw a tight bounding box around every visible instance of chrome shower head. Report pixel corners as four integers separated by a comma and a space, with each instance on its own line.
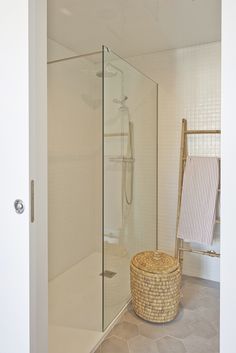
113, 96, 128, 105
96, 64, 117, 78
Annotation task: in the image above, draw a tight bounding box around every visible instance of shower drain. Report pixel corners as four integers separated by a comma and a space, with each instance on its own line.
100, 270, 117, 278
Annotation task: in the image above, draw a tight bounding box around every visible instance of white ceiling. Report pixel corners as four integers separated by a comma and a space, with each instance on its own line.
48, 0, 221, 58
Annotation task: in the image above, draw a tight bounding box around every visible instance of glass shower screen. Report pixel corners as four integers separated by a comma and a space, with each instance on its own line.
102, 47, 158, 329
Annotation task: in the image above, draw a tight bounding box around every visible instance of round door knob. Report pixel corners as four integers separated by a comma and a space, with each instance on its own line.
14, 199, 24, 214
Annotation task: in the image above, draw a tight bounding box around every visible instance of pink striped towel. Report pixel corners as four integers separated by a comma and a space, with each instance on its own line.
177, 156, 219, 245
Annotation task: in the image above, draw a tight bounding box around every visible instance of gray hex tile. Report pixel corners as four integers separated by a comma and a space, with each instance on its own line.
181, 277, 219, 312
128, 335, 158, 353
181, 288, 206, 310
201, 285, 220, 299
121, 308, 144, 326
182, 282, 206, 297
110, 321, 138, 340
156, 336, 186, 353
100, 337, 129, 353
197, 306, 220, 331
163, 308, 196, 339
201, 295, 219, 310
183, 334, 217, 353
190, 318, 217, 339
164, 322, 193, 339
139, 322, 167, 340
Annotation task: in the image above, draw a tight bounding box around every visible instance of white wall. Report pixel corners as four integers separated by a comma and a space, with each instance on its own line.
221, 1, 236, 352
48, 40, 102, 280
129, 42, 221, 281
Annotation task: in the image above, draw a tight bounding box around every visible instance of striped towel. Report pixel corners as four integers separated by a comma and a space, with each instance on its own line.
178, 156, 219, 245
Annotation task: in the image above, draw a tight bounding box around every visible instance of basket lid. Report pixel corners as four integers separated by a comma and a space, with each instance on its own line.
131, 251, 179, 274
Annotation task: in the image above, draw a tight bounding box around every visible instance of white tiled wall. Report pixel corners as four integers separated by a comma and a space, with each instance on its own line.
129, 42, 221, 281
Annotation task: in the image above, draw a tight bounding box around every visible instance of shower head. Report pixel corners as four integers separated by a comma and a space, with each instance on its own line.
96, 64, 118, 78
113, 96, 128, 105
96, 71, 116, 78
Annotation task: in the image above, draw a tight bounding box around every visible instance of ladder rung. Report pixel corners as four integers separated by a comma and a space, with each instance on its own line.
182, 157, 221, 161
185, 129, 221, 135
179, 247, 220, 258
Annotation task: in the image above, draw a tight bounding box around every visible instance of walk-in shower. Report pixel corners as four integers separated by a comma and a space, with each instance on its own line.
48, 46, 158, 352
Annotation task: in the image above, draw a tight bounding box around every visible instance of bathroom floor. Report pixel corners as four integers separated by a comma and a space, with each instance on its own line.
95, 276, 220, 353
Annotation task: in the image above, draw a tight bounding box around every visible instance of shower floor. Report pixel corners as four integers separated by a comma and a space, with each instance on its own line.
49, 251, 131, 353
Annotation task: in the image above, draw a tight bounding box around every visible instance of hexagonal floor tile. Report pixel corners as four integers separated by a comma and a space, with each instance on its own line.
196, 307, 220, 331
100, 337, 129, 353
181, 290, 205, 311
181, 280, 219, 312
183, 334, 218, 353
163, 308, 196, 339
121, 308, 143, 326
190, 318, 217, 339
201, 285, 220, 299
110, 321, 139, 340
128, 335, 158, 353
156, 336, 186, 353
139, 322, 167, 340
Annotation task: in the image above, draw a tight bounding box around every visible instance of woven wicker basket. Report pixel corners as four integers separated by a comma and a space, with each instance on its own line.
130, 250, 181, 323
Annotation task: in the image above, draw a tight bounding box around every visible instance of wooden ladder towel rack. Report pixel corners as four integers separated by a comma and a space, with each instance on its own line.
175, 119, 221, 268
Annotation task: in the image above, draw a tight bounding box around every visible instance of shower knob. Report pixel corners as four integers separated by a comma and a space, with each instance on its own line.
14, 199, 25, 214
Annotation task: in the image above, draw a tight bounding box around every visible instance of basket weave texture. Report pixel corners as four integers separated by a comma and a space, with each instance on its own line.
130, 250, 181, 323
